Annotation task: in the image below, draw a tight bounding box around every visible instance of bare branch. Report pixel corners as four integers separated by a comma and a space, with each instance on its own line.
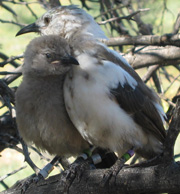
0, 19, 25, 27
4, 161, 180, 194
173, 11, 180, 34
0, 2, 17, 16
95, 4, 127, 20
98, 9, 150, 25
3, 66, 22, 85
124, 46, 180, 69
0, 79, 15, 104
0, 140, 23, 153
164, 73, 180, 94
142, 65, 159, 83
0, 166, 27, 182
101, 34, 180, 47
20, 139, 40, 175
0, 53, 22, 67
163, 99, 180, 161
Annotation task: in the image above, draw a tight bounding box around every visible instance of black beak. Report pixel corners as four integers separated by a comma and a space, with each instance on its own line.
16, 23, 40, 36
61, 56, 79, 66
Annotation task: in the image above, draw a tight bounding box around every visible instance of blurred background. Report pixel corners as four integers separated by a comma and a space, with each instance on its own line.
0, 0, 180, 191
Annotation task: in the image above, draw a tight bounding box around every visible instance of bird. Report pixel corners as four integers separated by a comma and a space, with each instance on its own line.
15, 35, 90, 159
64, 38, 166, 159
16, 5, 166, 159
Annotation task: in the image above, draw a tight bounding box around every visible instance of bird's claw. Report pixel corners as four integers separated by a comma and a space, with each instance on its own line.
66, 158, 92, 182
16, 174, 43, 193
100, 158, 125, 187
17, 172, 46, 194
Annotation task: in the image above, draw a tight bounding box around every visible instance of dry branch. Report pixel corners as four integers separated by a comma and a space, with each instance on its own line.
124, 46, 180, 69
173, 11, 180, 34
3, 162, 180, 194
101, 34, 180, 47
98, 8, 150, 25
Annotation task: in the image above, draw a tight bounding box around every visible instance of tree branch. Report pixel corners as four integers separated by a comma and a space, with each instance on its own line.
98, 8, 150, 25
124, 46, 180, 69
101, 34, 180, 47
3, 162, 180, 194
163, 99, 180, 161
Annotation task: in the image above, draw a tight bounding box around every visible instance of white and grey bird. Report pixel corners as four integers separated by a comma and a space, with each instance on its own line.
16, 5, 166, 159
15, 35, 89, 157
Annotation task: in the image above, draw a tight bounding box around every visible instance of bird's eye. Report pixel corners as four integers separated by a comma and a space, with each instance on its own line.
44, 17, 50, 25
45, 53, 51, 59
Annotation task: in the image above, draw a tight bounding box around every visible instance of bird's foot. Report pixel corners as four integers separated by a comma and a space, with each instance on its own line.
100, 149, 134, 187
100, 158, 125, 187
65, 157, 93, 181
61, 156, 93, 192
15, 173, 44, 193
19, 156, 59, 193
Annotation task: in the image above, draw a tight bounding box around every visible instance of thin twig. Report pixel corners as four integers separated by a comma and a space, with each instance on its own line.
0, 71, 22, 75
0, 180, 9, 190
3, 0, 39, 5
0, 52, 21, 68
20, 139, 40, 174
173, 11, 180, 34
0, 54, 23, 67
3, 66, 22, 85
164, 73, 180, 94
142, 65, 159, 83
163, 99, 180, 161
0, 141, 23, 153
0, 19, 25, 27
98, 8, 150, 25
160, 95, 176, 107
94, 4, 127, 19
0, 166, 27, 182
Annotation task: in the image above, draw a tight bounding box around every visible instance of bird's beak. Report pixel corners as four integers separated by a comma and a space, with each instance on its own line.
61, 56, 79, 66
16, 23, 40, 36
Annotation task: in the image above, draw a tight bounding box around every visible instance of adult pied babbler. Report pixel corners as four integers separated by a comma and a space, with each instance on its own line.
16, 5, 166, 160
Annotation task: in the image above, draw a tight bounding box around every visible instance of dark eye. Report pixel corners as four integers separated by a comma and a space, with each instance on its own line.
44, 17, 50, 25
45, 53, 51, 59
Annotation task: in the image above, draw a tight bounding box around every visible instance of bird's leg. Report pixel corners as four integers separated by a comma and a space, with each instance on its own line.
20, 155, 61, 193
62, 148, 95, 192
20, 139, 62, 193
58, 157, 70, 170
36, 156, 60, 181
93, 149, 118, 169
100, 149, 134, 187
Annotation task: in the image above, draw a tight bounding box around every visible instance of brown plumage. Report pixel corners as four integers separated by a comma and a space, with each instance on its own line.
15, 35, 89, 157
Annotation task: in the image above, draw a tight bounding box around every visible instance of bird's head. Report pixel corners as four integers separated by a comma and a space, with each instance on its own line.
23, 35, 79, 77
16, 5, 107, 40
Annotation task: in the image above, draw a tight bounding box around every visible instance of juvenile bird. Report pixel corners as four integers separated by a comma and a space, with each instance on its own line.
16, 5, 166, 159
15, 35, 89, 158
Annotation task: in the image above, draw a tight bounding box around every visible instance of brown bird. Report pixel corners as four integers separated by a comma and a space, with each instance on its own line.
15, 35, 90, 158
16, 5, 166, 160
